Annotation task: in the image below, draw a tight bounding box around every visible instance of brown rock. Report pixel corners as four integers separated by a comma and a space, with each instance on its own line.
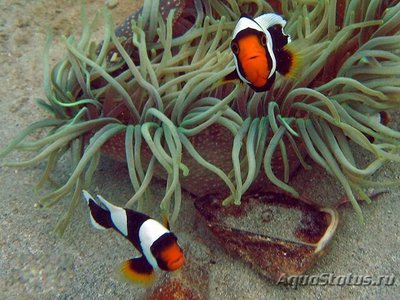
195, 192, 339, 282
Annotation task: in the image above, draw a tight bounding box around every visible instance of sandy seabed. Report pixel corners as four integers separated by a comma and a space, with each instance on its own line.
0, 1, 399, 299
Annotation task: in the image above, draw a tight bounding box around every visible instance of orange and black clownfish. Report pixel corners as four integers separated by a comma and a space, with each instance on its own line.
82, 190, 184, 285
226, 13, 300, 92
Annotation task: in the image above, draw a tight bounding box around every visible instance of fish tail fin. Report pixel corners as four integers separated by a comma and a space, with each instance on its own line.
120, 256, 156, 286
275, 40, 304, 79
82, 190, 113, 230
95, 193, 119, 211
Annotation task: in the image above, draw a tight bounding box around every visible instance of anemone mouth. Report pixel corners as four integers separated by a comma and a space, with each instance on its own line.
1, 0, 400, 234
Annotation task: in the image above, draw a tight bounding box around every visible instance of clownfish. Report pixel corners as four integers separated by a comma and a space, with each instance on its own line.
82, 190, 184, 285
225, 13, 300, 92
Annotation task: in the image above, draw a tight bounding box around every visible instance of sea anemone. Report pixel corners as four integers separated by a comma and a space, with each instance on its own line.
1, 0, 399, 235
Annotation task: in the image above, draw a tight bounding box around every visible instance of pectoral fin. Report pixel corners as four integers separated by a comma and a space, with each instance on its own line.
275, 41, 303, 79
223, 69, 240, 83
205, 69, 241, 92
120, 256, 155, 286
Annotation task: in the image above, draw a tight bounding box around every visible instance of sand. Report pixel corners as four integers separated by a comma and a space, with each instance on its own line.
0, 1, 399, 299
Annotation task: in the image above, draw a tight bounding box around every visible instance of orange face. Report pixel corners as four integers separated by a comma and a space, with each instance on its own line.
233, 33, 270, 89
160, 242, 185, 271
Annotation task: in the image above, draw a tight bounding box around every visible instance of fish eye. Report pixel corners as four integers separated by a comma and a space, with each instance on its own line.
231, 42, 239, 55
261, 34, 267, 46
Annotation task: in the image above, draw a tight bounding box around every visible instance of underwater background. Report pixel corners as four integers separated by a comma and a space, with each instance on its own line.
0, 0, 399, 299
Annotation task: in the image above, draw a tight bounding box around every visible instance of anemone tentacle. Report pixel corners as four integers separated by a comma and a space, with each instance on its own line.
1, 0, 400, 233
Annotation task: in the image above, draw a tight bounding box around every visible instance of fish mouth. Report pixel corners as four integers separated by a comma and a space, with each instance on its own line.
168, 255, 185, 271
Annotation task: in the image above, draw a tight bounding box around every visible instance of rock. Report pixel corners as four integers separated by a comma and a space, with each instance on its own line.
195, 192, 339, 282
147, 278, 203, 300
105, 0, 119, 9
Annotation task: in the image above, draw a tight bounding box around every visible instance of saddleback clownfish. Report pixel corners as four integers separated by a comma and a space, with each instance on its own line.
82, 190, 184, 285
225, 13, 301, 92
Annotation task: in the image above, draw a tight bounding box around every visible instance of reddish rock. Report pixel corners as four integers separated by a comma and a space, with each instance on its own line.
147, 279, 203, 300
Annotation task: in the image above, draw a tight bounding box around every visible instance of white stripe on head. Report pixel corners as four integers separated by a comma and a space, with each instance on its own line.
264, 30, 276, 77
233, 54, 251, 84
96, 194, 128, 236
232, 16, 264, 40
139, 219, 169, 270
255, 12, 291, 46
255, 13, 291, 72
254, 13, 287, 34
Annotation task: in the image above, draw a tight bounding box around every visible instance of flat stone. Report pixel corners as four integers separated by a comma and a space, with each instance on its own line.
105, 0, 119, 9
195, 192, 339, 281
